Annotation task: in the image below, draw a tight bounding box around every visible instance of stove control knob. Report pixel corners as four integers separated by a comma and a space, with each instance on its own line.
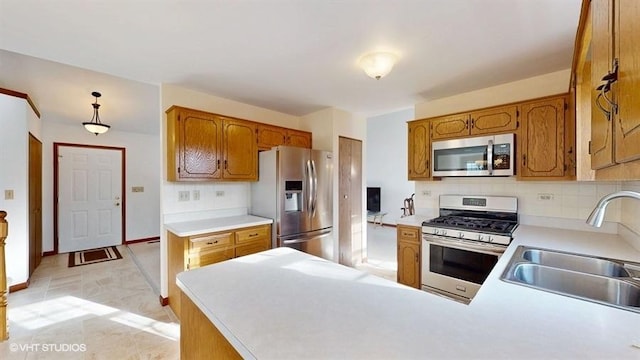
458, 232, 465, 238
487, 236, 494, 243
441, 230, 447, 236
433, 229, 439, 235
478, 234, 484, 241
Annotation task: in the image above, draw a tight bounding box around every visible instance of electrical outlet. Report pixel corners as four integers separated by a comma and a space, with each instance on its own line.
4, 190, 14, 200
216, 191, 225, 197
537, 193, 554, 201
132, 186, 144, 193
178, 191, 190, 201
422, 190, 431, 196
193, 190, 200, 201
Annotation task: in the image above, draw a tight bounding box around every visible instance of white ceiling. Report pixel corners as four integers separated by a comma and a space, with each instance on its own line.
0, 0, 581, 135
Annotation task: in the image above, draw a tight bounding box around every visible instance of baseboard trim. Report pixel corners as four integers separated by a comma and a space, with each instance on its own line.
9, 280, 29, 293
126, 236, 160, 244
43, 250, 57, 256
159, 295, 169, 307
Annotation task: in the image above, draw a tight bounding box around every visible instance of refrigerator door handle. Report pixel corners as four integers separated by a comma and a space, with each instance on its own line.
306, 160, 313, 215
281, 231, 331, 245
311, 159, 318, 217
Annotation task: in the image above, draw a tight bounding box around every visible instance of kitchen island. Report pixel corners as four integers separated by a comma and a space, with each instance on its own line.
176, 224, 640, 359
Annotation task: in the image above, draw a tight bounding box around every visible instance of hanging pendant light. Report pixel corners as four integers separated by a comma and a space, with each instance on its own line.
83, 91, 110, 135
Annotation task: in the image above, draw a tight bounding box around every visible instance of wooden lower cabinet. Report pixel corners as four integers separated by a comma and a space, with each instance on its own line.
397, 225, 421, 289
181, 292, 242, 360
167, 224, 271, 318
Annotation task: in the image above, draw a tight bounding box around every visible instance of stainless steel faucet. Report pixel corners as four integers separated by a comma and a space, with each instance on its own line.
587, 190, 640, 227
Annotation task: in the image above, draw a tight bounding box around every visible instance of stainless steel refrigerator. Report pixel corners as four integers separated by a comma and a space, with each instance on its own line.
250, 146, 333, 259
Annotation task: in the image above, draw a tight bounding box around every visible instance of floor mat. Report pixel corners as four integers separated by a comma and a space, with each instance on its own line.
68, 246, 123, 267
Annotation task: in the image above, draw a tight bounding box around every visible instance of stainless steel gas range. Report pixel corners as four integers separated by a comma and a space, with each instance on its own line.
421, 195, 518, 303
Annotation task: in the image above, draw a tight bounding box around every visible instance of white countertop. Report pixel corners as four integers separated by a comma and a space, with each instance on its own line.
177, 224, 640, 359
165, 215, 273, 237
396, 214, 430, 227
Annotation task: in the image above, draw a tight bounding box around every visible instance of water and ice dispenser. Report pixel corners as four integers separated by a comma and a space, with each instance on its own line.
284, 181, 303, 212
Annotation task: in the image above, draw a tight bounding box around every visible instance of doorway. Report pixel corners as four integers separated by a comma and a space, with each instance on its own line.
29, 134, 42, 275
54, 143, 125, 253
338, 136, 362, 266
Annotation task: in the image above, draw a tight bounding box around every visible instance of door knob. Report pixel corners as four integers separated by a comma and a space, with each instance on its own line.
343, 195, 348, 199
115, 202, 120, 206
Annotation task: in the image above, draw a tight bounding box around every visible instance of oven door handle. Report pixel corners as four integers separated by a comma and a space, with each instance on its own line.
424, 235, 506, 256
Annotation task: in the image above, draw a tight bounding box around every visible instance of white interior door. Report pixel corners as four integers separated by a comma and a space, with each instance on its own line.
58, 146, 123, 253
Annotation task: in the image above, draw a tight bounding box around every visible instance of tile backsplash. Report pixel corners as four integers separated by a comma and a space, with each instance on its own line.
415, 178, 621, 223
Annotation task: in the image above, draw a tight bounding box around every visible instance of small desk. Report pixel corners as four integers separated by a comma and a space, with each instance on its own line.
367, 211, 387, 227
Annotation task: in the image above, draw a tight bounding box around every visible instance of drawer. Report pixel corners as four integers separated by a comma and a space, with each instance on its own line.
235, 225, 270, 245
189, 247, 234, 269
235, 239, 270, 258
397, 226, 420, 243
189, 232, 233, 252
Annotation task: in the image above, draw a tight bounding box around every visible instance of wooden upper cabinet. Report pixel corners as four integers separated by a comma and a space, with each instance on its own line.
257, 124, 312, 150
257, 124, 287, 150
430, 113, 470, 140
430, 105, 518, 141
612, 0, 640, 164
286, 129, 312, 148
518, 96, 568, 178
222, 118, 257, 180
167, 106, 222, 181
590, 0, 615, 169
469, 105, 518, 135
166, 106, 257, 181
407, 120, 430, 180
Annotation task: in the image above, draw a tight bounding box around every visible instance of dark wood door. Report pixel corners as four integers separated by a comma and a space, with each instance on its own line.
29, 134, 42, 275
338, 136, 362, 266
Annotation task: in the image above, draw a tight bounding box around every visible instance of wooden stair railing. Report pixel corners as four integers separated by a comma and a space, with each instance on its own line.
0, 211, 7, 341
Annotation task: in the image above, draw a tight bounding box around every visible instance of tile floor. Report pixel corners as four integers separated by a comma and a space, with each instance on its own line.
1, 246, 179, 360
356, 223, 398, 281
127, 242, 161, 295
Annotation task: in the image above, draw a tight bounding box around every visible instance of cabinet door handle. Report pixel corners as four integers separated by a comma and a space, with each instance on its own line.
415, 253, 419, 262
471, 118, 475, 128
522, 154, 526, 166
224, 160, 228, 169
465, 119, 469, 129
249, 233, 259, 237
217, 160, 220, 169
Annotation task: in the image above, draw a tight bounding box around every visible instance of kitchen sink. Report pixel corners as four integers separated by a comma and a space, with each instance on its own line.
501, 246, 640, 313
522, 248, 631, 277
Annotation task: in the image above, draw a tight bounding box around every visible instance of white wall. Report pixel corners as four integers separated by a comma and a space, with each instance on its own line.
415, 69, 571, 118
366, 108, 415, 223
41, 121, 161, 253
159, 84, 304, 297
0, 93, 39, 286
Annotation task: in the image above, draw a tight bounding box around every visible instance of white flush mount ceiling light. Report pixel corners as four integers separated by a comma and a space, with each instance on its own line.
358, 52, 398, 80
83, 91, 110, 135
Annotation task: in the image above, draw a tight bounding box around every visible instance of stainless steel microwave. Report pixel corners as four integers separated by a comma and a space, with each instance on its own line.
431, 133, 515, 177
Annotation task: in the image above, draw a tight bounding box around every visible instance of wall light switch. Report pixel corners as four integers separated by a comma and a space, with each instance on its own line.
422, 190, 431, 196
216, 191, 225, 197
178, 191, 190, 201
193, 190, 200, 201
4, 190, 14, 200
132, 186, 144, 193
